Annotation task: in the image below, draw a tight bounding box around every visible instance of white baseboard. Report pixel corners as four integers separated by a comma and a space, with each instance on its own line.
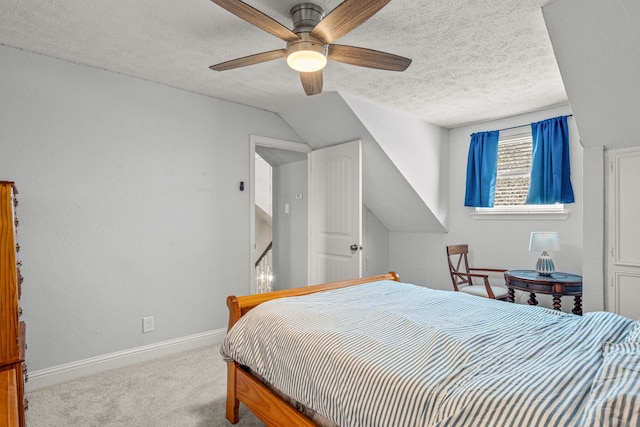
26, 328, 227, 391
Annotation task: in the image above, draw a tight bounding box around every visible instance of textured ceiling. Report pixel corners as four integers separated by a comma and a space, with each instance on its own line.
0, 0, 567, 128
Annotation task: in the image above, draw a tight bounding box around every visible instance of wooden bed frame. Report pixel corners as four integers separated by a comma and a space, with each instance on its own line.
224, 272, 400, 426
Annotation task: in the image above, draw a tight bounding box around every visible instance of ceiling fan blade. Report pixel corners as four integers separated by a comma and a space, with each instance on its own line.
210, 0, 299, 42
328, 44, 411, 71
210, 49, 287, 71
310, 0, 391, 44
300, 71, 323, 96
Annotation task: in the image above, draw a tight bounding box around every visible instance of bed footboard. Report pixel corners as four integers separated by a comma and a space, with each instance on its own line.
224, 272, 400, 426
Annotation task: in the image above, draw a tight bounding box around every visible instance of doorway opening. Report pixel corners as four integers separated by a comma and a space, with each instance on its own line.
250, 135, 311, 294
254, 152, 273, 293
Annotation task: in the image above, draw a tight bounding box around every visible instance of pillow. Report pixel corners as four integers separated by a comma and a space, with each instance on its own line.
624, 320, 640, 343
582, 342, 640, 426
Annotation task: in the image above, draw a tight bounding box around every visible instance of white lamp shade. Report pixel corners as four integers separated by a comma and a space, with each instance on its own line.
529, 232, 561, 252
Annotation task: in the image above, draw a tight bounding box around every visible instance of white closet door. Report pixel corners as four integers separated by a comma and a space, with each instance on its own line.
606, 147, 640, 318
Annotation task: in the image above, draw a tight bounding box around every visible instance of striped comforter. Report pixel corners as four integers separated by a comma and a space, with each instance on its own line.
221, 280, 639, 426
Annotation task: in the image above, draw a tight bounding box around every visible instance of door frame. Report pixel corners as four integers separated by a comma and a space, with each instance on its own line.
249, 135, 311, 294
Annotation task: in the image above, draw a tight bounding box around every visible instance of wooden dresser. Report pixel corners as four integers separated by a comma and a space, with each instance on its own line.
0, 181, 26, 426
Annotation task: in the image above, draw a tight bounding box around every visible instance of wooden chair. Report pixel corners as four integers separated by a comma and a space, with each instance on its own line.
446, 244, 509, 300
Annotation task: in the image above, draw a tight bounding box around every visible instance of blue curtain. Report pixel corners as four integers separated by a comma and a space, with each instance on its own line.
464, 130, 499, 207
526, 116, 575, 204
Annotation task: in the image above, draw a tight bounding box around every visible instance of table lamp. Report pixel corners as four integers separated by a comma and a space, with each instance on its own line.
529, 232, 561, 276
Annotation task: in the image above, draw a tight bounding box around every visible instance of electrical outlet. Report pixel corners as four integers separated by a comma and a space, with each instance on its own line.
142, 316, 154, 333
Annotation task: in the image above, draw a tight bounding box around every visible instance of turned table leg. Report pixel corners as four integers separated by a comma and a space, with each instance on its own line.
573, 296, 583, 316
552, 295, 562, 311
528, 292, 538, 306
508, 287, 515, 303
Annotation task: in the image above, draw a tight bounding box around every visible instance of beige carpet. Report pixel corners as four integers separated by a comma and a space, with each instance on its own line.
26, 344, 264, 426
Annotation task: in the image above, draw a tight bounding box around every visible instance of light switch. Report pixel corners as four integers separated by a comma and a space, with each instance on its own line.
285, 203, 290, 214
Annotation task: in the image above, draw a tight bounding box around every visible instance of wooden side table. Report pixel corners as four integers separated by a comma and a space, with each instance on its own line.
504, 270, 583, 315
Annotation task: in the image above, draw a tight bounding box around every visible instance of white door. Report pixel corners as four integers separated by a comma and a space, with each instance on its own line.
309, 140, 362, 285
606, 147, 640, 318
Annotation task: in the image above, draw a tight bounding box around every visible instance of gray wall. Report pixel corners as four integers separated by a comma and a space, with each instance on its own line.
363, 205, 390, 276
0, 45, 302, 371
272, 160, 308, 290
254, 206, 272, 264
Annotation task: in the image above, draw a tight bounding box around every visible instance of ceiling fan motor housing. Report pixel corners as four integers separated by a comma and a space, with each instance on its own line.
290, 3, 325, 33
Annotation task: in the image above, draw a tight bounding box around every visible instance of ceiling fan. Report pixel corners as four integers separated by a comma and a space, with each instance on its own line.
209, 0, 412, 96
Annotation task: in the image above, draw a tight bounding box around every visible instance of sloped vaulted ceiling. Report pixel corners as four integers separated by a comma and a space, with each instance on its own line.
543, 0, 640, 148
280, 92, 448, 233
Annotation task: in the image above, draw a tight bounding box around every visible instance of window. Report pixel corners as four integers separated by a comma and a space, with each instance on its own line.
473, 132, 567, 219
494, 134, 531, 206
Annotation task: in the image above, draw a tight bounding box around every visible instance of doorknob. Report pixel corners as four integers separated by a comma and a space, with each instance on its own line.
350, 244, 364, 252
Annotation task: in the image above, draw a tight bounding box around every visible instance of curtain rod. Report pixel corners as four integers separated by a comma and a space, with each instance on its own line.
496, 114, 573, 133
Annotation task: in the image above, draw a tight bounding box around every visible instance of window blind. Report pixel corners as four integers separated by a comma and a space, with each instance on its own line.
494, 135, 531, 206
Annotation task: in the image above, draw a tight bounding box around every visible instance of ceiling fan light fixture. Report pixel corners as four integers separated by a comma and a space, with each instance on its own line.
208, 0, 411, 94
287, 49, 327, 72
287, 33, 327, 72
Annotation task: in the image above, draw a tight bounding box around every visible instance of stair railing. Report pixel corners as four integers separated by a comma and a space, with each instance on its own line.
255, 242, 273, 293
